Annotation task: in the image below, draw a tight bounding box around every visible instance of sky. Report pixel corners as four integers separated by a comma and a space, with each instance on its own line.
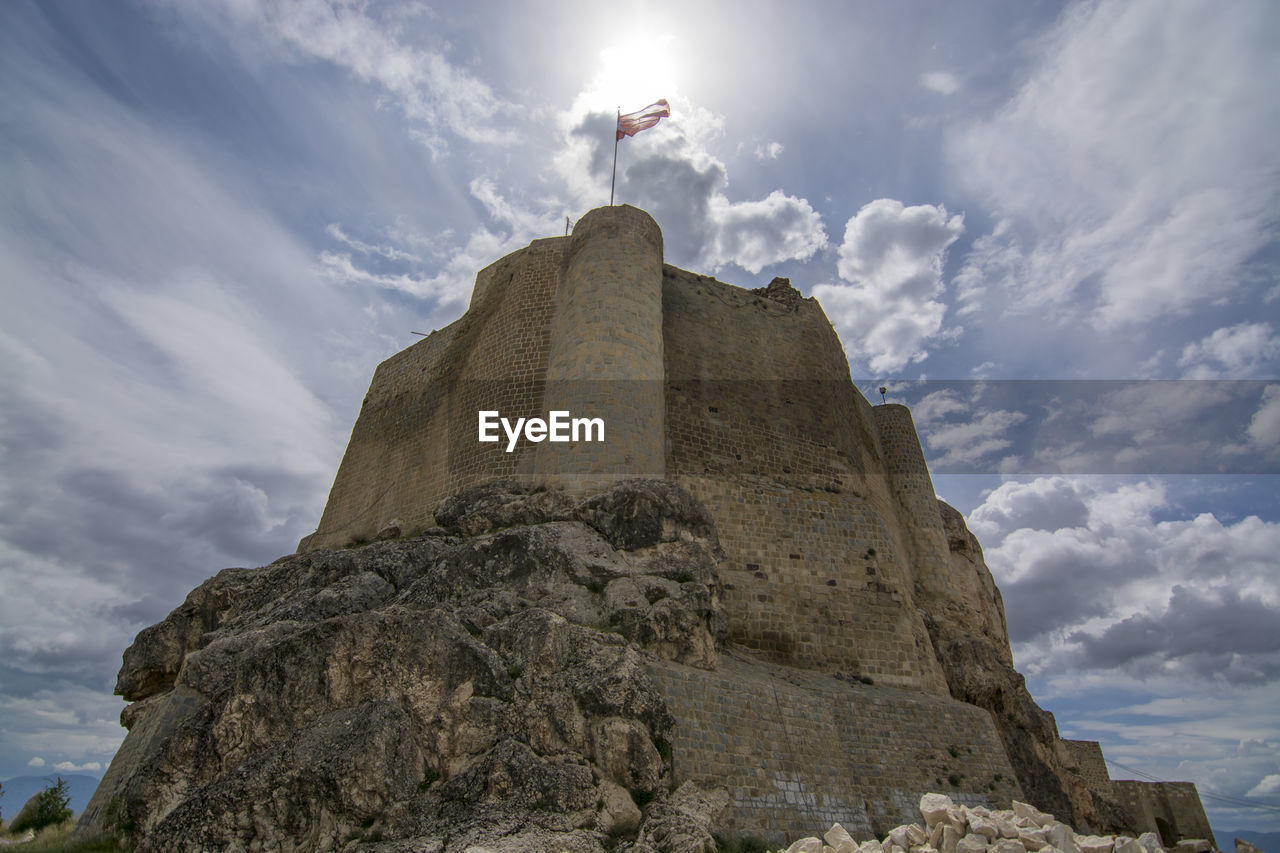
1, 0, 1278, 835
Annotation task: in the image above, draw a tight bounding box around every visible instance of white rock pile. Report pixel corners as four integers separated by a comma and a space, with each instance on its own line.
772, 794, 1216, 853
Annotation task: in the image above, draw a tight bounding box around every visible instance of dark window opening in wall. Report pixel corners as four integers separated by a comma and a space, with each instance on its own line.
1156, 817, 1176, 848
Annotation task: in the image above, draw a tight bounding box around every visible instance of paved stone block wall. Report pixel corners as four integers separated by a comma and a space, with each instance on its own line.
647, 654, 1023, 846
1060, 740, 1113, 795
679, 475, 948, 693
300, 237, 567, 550
660, 269, 949, 693
1110, 781, 1216, 848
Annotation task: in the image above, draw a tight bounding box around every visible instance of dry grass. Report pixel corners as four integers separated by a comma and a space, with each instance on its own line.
0, 817, 124, 852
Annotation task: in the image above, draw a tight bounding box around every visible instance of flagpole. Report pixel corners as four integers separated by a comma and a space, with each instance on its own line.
610, 107, 619, 206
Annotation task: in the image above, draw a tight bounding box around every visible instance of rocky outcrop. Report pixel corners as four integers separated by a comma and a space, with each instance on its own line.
75, 480, 728, 852
923, 503, 1129, 835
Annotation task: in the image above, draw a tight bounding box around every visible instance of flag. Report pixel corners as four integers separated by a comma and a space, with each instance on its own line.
616, 99, 670, 140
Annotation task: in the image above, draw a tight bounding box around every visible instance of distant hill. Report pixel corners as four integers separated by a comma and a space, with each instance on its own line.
1, 774, 99, 821
1217, 830, 1280, 853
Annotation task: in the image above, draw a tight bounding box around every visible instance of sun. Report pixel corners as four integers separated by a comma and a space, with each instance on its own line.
577, 32, 684, 118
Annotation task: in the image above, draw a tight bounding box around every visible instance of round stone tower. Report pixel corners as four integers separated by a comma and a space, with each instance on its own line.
534, 205, 666, 491
872, 403, 951, 601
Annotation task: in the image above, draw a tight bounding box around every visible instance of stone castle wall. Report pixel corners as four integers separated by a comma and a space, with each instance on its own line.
1061, 740, 1113, 795
647, 654, 1023, 846
301, 206, 1004, 695
294, 204, 1216, 845
1110, 781, 1215, 847
299, 236, 568, 550
1059, 740, 1215, 847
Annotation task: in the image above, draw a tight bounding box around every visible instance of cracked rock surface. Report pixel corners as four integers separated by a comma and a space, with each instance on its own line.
75, 479, 728, 853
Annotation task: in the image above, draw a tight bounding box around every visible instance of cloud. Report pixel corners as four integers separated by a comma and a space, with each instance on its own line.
1248, 774, 1280, 797
1178, 323, 1280, 379
557, 99, 826, 277
706, 191, 827, 275
949, 0, 1280, 327
1246, 385, 1280, 449
54, 760, 103, 773
754, 141, 784, 160
813, 200, 964, 373
970, 477, 1280, 684
325, 224, 423, 263
920, 71, 960, 95
166, 0, 513, 155
28, 757, 46, 768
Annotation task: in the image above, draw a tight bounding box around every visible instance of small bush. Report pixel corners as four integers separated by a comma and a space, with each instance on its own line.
948, 772, 963, 787
419, 769, 440, 791
11, 777, 73, 834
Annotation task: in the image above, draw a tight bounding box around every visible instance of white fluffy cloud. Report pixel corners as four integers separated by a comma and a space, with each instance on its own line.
556, 98, 827, 277
950, 0, 1280, 327
1178, 323, 1280, 379
813, 200, 964, 373
970, 477, 1280, 685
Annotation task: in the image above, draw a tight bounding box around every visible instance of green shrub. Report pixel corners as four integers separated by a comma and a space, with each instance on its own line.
11, 777, 73, 834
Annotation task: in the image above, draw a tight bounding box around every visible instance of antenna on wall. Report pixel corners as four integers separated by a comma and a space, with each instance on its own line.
879, 386, 887, 404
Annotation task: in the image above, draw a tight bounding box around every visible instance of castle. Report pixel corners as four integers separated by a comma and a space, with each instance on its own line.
295, 205, 1214, 845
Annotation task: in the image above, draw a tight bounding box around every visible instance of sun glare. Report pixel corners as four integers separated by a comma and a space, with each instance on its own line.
580, 33, 683, 117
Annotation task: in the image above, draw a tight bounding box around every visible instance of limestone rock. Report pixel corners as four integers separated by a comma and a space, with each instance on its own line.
970, 816, 1000, 841
1045, 823, 1081, 853
1174, 841, 1211, 853
1235, 840, 1261, 853
921, 794, 957, 829
76, 480, 726, 853
1135, 833, 1164, 853
1013, 801, 1055, 829
788, 839, 825, 853
826, 823, 857, 851
633, 782, 729, 853
1019, 829, 1050, 850
958, 833, 991, 853
1077, 835, 1115, 853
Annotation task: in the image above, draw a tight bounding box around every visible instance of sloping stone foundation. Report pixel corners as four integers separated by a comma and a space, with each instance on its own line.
648, 651, 1024, 846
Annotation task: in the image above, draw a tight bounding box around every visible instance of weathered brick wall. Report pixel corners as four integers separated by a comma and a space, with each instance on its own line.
647, 653, 1023, 845
679, 475, 948, 693
1060, 740, 1113, 795
1110, 781, 1216, 847
661, 270, 949, 693
299, 237, 567, 550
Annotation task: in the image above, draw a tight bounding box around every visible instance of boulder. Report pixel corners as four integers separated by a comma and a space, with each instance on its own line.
921, 794, 957, 829
826, 823, 857, 851
786, 838, 824, 853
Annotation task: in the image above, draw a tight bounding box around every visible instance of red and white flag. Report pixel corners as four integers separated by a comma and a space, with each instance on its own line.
616, 99, 670, 140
